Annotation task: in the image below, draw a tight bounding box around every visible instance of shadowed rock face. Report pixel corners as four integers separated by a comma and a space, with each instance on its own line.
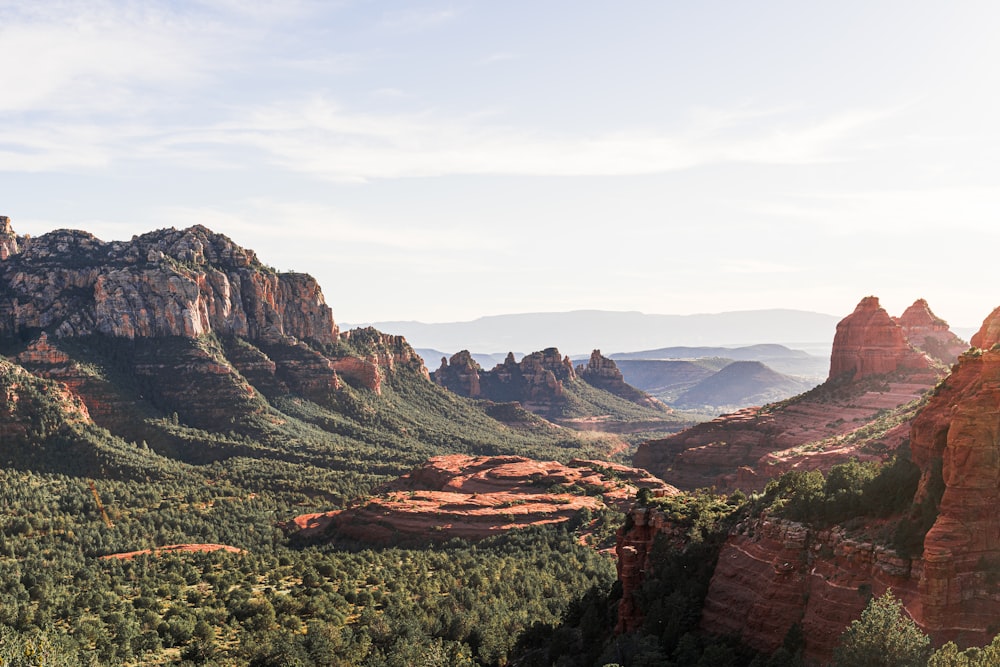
615, 509, 919, 665
0, 222, 337, 344
895, 298, 968, 366
828, 296, 931, 381
577, 349, 665, 409
908, 305, 1000, 639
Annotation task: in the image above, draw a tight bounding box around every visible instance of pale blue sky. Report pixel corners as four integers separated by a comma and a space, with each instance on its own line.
3, 1, 999, 328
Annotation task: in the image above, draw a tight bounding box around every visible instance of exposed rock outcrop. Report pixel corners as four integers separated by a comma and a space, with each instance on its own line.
895, 299, 968, 366
620, 303, 1000, 663
578, 349, 665, 409
433, 347, 574, 410
829, 296, 932, 381
291, 454, 677, 546
434, 350, 483, 398
616, 509, 921, 665
634, 297, 951, 492
907, 305, 1000, 641
0, 224, 338, 344
0, 216, 18, 260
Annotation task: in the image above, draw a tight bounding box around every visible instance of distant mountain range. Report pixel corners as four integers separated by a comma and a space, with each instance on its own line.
609, 344, 824, 413
353, 309, 841, 358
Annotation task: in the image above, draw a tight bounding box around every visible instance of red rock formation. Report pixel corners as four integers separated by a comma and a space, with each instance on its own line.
621, 304, 1000, 663
579, 349, 668, 410
906, 306, 1000, 643
336, 328, 429, 393
702, 517, 920, 664
433, 351, 483, 398
829, 296, 932, 381
0, 216, 18, 260
0, 225, 338, 344
0, 356, 92, 442
615, 507, 921, 664
895, 299, 968, 366
635, 297, 947, 492
291, 454, 676, 545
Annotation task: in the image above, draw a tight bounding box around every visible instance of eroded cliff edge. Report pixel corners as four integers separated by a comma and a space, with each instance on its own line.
618, 303, 1000, 664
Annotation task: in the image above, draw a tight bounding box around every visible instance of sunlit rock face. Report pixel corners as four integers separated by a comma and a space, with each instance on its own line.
0, 223, 338, 344
828, 296, 931, 381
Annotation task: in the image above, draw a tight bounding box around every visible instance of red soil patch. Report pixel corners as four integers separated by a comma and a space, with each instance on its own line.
99, 544, 244, 560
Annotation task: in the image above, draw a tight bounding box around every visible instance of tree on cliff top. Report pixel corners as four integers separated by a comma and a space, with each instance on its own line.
832, 590, 929, 667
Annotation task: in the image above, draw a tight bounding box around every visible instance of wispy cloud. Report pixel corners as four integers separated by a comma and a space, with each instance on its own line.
154, 200, 505, 251
171, 97, 895, 181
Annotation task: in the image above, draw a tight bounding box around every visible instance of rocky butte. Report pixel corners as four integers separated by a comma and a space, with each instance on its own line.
433, 347, 680, 439
633, 296, 958, 492
617, 300, 1000, 664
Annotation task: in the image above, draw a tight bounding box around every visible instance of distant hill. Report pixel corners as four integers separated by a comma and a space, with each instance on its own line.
356, 309, 840, 357
613, 359, 722, 402
610, 343, 829, 380
672, 360, 816, 410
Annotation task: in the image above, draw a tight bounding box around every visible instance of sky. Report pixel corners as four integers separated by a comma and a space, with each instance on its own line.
3, 1, 1000, 329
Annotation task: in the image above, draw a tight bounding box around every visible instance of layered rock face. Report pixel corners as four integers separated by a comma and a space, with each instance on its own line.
432, 347, 574, 415
292, 454, 677, 545
433, 350, 482, 398
433, 348, 670, 427
1, 220, 429, 443
0, 222, 337, 344
906, 307, 1000, 640
895, 298, 968, 366
828, 296, 932, 381
616, 509, 920, 664
634, 296, 950, 492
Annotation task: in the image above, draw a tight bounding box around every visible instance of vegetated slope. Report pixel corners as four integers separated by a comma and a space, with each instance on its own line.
671, 360, 816, 410
0, 218, 620, 666
634, 296, 955, 492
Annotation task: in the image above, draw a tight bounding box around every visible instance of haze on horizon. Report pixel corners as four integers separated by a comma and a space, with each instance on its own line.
3, 1, 999, 330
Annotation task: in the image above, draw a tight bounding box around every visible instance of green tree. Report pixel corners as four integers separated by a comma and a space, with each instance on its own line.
832, 590, 930, 667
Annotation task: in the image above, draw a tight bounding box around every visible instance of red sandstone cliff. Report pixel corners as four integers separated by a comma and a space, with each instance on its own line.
905, 306, 1000, 641
829, 296, 932, 381
895, 299, 968, 366
619, 303, 1000, 663
634, 296, 950, 492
